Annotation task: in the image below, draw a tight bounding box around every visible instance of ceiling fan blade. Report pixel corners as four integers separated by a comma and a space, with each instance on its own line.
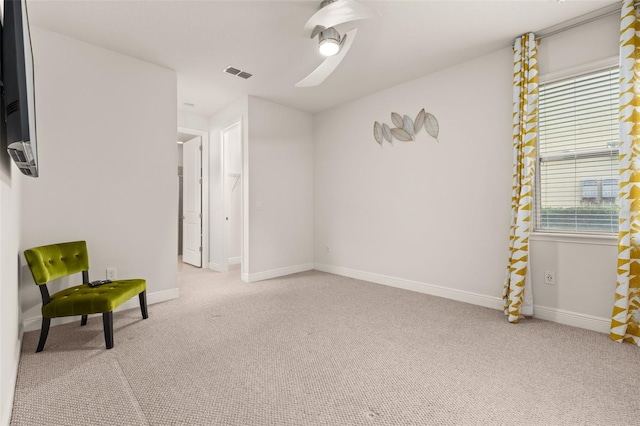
304, 0, 378, 33
295, 29, 357, 88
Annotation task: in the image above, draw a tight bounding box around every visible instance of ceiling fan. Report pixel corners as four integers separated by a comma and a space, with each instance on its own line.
295, 0, 379, 88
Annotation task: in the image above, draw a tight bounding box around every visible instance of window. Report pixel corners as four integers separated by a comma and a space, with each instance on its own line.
536, 67, 619, 233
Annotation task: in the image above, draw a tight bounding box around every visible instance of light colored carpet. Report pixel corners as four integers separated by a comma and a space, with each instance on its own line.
11, 265, 640, 425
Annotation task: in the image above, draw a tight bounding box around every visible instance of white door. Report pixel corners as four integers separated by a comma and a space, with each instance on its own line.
182, 136, 202, 267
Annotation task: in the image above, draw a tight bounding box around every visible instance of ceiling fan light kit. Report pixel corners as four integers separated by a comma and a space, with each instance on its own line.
318, 27, 341, 56
296, 0, 379, 87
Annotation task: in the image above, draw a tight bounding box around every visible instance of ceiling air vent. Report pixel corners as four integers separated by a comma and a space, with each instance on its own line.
223, 66, 252, 80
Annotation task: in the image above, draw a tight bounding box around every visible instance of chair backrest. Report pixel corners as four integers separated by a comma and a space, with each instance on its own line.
24, 241, 89, 285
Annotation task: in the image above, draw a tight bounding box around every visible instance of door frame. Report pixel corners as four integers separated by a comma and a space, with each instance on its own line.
178, 126, 209, 269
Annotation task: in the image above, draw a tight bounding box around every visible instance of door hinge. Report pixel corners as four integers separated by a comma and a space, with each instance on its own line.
199, 247, 202, 252
199, 213, 202, 219
199, 145, 202, 151
199, 177, 202, 185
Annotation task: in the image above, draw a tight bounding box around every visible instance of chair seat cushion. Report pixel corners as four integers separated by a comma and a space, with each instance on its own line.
42, 279, 146, 318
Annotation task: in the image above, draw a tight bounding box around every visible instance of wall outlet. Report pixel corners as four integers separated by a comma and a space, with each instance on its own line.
544, 270, 555, 285
106, 267, 117, 280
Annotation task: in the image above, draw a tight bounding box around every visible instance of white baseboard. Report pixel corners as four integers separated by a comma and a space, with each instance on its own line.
1, 328, 23, 426
22, 287, 180, 333
228, 257, 241, 265
245, 263, 314, 283
533, 304, 610, 334
313, 263, 610, 334
314, 263, 504, 311
208, 262, 222, 271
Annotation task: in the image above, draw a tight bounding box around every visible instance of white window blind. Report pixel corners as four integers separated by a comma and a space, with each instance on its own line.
536, 67, 619, 233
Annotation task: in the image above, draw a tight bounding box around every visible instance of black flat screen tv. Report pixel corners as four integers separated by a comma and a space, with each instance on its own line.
3, 0, 38, 177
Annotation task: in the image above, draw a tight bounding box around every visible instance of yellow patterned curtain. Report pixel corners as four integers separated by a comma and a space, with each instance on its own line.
503, 33, 537, 324
611, 0, 640, 345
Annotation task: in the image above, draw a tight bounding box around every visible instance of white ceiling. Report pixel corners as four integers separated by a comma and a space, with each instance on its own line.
27, 0, 619, 117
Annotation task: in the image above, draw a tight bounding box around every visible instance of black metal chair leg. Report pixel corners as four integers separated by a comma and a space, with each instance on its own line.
139, 291, 148, 319
80, 315, 88, 326
102, 312, 114, 349
36, 317, 51, 353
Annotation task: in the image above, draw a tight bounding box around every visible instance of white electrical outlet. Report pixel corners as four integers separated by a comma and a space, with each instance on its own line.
106, 267, 117, 280
544, 270, 555, 285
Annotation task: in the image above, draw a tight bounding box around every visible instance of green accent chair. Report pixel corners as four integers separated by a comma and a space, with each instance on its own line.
23, 240, 148, 352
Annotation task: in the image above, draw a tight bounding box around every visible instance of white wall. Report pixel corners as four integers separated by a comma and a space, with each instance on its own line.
314, 47, 513, 306
208, 97, 315, 279
0, 154, 22, 425
313, 13, 621, 333
178, 111, 209, 131
19, 27, 179, 331
246, 97, 314, 281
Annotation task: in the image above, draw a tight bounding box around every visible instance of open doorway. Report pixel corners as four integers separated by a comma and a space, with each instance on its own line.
222, 121, 242, 270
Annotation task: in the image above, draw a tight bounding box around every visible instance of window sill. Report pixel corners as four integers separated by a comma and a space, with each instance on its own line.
530, 231, 617, 246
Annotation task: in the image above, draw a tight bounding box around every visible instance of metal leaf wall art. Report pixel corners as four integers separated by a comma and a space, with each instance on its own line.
374, 109, 440, 147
